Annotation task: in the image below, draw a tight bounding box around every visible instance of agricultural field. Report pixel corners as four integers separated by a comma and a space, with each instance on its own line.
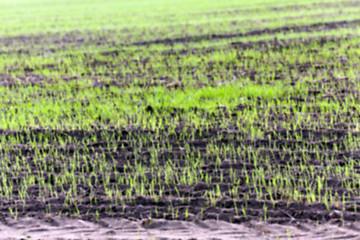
2, 0, 360, 239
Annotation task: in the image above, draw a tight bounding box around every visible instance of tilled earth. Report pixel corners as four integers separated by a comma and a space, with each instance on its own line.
1, 125, 360, 225
3, 217, 360, 239
2, 1, 360, 238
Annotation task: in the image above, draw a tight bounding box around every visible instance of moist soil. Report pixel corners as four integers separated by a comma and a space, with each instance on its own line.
1, 127, 360, 225
2, 13, 360, 239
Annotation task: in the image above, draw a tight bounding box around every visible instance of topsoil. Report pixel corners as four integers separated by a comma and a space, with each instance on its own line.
1, 5, 360, 238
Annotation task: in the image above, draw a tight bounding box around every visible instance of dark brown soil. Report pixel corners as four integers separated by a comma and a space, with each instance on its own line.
130, 19, 360, 46
0, 121, 359, 226
1, 12, 360, 239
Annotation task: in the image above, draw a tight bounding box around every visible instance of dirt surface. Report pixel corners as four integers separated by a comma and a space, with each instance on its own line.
130, 18, 360, 46
2, 216, 360, 240
2, 2, 360, 238
1, 126, 360, 225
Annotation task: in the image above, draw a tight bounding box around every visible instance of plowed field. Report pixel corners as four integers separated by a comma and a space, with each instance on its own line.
2, 0, 360, 239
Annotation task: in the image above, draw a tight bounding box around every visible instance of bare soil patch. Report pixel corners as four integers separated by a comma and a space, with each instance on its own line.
2, 217, 360, 239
